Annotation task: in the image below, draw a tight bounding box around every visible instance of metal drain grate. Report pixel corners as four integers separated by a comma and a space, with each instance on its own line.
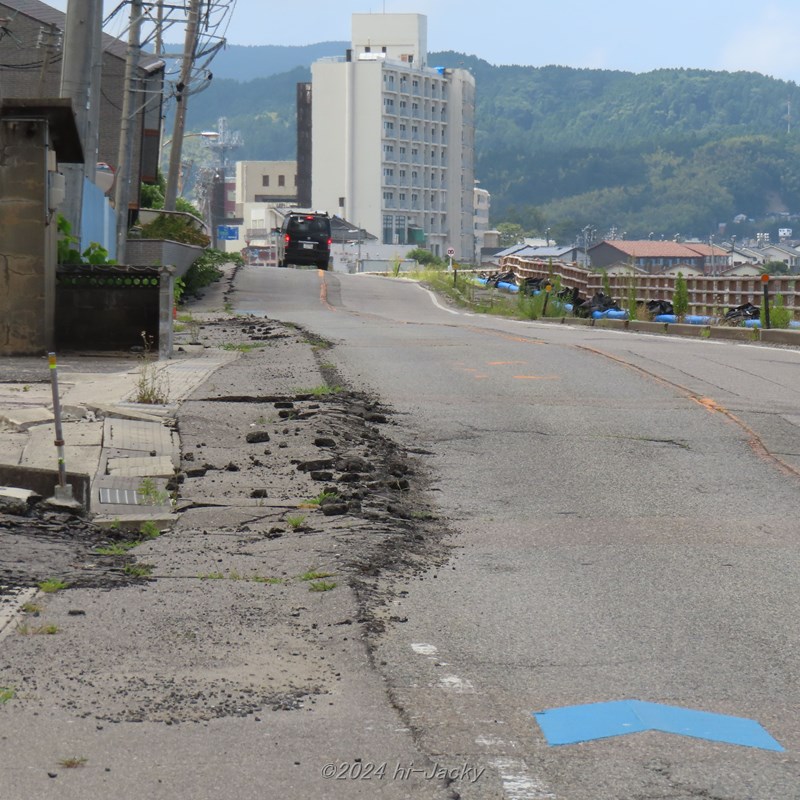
98, 488, 141, 506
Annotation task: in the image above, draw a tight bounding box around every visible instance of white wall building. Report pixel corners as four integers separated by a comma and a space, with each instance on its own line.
474, 185, 491, 262
311, 13, 476, 261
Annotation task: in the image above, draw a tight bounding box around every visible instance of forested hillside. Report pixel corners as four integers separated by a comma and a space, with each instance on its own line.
182, 44, 800, 240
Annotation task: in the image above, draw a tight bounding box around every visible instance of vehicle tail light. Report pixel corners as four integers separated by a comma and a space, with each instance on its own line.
284, 234, 290, 245
327, 238, 332, 246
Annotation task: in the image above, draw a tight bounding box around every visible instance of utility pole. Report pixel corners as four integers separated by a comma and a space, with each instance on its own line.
59, 0, 102, 243
165, 0, 201, 210
114, 0, 143, 263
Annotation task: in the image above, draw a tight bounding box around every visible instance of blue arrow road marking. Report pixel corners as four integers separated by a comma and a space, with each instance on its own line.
533, 700, 784, 751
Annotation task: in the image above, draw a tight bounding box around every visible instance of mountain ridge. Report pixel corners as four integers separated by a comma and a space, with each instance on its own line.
178, 43, 800, 241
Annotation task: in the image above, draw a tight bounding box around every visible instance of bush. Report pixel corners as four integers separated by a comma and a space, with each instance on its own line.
139, 213, 210, 247
181, 249, 240, 297
407, 247, 446, 268
762, 291, 793, 328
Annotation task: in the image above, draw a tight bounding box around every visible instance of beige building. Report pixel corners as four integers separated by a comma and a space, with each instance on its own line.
310, 13, 475, 260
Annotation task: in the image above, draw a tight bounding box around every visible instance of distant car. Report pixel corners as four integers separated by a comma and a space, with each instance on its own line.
276, 211, 332, 270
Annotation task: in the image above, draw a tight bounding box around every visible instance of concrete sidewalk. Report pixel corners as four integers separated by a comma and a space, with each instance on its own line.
0, 266, 240, 525
0, 348, 238, 525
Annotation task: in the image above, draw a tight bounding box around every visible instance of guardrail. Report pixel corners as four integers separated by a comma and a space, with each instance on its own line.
502, 256, 799, 316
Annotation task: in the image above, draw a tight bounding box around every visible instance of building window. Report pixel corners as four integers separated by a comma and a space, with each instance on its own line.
384, 121, 394, 132
383, 215, 394, 244
262, 175, 270, 187
278, 175, 285, 187
399, 146, 406, 155
396, 215, 406, 244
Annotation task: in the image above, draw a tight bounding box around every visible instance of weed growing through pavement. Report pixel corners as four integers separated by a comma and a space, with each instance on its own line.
305, 338, 332, 351
16, 623, 58, 635
139, 520, 161, 539
21, 601, 42, 614
298, 570, 335, 582
123, 564, 154, 578
251, 576, 283, 584
137, 477, 170, 506
0, 687, 15, 703
220, 342, 267, 352
58, 757, 88, 769
308, 580, 337, 592
286, 514, 307, 530
177, 313, 202, 343
296, 385, 342, 397
198, 572, 225, 580
133, 331, 170, 405
303, 490, 338, 507
38, 578, 68, 593
93, 541, 140, 556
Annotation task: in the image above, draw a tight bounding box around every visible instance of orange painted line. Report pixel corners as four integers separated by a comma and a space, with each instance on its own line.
576, 344, 800, 484
488, 360, 527, 366
319, 271, 336, 312
467, 326, 545, 345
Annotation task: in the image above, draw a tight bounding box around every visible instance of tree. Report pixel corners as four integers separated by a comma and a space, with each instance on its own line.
496, 222, 526, 248
406, 247, 445, 268
673, 271, 689, 317
760, 259, 793, 276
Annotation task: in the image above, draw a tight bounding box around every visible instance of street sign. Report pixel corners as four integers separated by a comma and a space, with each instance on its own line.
447, 247, 455, 257
216, 225, 239, 241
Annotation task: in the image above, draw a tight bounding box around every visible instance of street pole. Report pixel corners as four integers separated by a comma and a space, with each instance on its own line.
165, 0, 201, 211
59, 0, 102, 240
114, 0, 143, 263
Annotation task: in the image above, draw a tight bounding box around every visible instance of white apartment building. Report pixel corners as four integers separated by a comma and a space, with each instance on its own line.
474, 184, 491, 262
311, 13, 476, 260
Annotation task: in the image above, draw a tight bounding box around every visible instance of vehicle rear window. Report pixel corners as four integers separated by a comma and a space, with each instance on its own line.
287, 217, 329, 236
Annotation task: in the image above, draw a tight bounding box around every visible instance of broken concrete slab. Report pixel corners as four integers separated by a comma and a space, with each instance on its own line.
0, 407, 54, 431
0, 486, 42, 514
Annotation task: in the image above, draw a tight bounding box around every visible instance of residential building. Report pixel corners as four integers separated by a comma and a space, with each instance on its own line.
310, 13, 476, 260
474, 185, 490, 263
589, 240, 706, 273
0, 0, 163, 215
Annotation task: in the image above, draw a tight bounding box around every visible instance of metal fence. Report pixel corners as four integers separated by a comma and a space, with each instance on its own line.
502, 257, 798, 317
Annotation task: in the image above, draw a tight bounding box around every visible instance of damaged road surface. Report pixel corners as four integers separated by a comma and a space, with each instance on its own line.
0, 315, 455, 800
6, 261, 800, 800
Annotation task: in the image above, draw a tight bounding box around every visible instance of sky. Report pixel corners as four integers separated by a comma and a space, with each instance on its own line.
47, 0, 800, 84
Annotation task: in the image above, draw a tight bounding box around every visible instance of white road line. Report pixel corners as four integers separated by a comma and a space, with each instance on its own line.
489, 757, 556, 799
416, 284, 462, 315
438, 675, 475, 693
0, 587, 39, 643
411, 642, 439, 656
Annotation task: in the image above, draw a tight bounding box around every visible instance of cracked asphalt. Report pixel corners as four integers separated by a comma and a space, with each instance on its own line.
0, 307, 455, 800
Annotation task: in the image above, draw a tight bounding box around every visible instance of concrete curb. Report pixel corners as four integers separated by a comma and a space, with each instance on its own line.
539, 316, 800, 347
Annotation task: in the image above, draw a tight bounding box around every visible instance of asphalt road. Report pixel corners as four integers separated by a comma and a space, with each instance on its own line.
233, 265, 800, 799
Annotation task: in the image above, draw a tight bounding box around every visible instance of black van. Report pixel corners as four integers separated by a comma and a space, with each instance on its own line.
276, 211, 332, 270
